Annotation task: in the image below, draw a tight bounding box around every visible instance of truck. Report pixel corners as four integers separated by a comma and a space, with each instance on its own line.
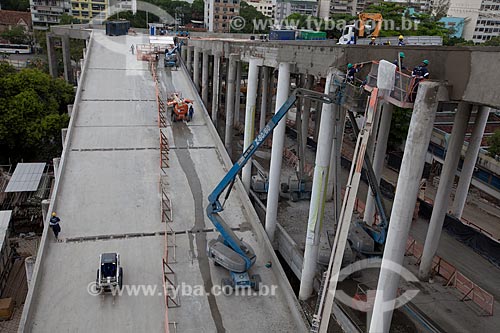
206, 89, 335, 293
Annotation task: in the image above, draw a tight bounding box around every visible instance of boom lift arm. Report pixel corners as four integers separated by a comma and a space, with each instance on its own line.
206, 88, 335, 274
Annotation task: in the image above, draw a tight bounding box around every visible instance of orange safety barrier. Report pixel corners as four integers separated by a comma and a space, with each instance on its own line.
406, 236, 494, 316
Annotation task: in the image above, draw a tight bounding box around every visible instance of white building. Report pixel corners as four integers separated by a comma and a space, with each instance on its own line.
30, 0, 72, 29
205, 0, 241, 32
448, 0, 500, 43
247, 0, 275, 17
275, 0, 318, 22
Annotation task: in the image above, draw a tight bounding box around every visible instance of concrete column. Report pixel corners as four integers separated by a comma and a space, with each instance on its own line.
451, 106, 491, 218
61, 128, 68, 149
364, 103, 394, 225
330, 106, 346, 223
234, 62, 242, 126
370, 82, 441, 333
61, 34, 74, 83
202, 51, 209, 106
224, 55, 238, 156
186, 46, 193, 73
313, 104, 322, 142
298, 75, 314, 179
46, 33, 58, 78
211, 52, 221, 128
181, 45, 187, 63
419, 102, 472, 280
53, 157, 61, 179
67, 104, 73, 118
242, 58, 263, 192
259, 66, 269, 131
193, 47, 201, 91
299, 70, 337, 300
265, 62, 291, 241
41, 199, 51, 223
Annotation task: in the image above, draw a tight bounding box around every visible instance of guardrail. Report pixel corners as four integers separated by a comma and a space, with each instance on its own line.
405, 236, 494, 316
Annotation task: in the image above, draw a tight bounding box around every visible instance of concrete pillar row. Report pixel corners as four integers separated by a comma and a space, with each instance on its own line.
364, 102, 394, 225
201, 51, 209, 106
299, 69, 338, 300
193, 47, 201, 92
211, 52, 222, 128
419, 102, 472, 281
370, 82, 442, 333
234, 62, 242, 125
242, 57, 263, 192
451, 106, 491, 218
224, 55, 238, 157
265, 62, 291, 241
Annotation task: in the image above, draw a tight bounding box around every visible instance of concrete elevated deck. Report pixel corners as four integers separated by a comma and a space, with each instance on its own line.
20, 31, 305, 332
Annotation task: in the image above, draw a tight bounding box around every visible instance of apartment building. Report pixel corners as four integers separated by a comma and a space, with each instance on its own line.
247, 0, 275, 18
204, 0, 240, 32
448, 0, 500, 42
29, 0, 71, 29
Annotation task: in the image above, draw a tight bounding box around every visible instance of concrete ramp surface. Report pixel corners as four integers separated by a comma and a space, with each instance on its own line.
20, 31, 305, 332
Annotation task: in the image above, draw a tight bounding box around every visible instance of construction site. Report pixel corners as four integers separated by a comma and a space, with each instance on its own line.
0, 19, 497, 333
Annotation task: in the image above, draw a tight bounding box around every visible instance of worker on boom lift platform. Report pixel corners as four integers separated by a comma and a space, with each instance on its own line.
346, 63, 363, 84
393, 52, 407, 71
409, 60, 430, 102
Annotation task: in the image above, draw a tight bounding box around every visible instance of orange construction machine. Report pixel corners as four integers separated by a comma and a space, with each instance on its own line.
167, 93, 194, 122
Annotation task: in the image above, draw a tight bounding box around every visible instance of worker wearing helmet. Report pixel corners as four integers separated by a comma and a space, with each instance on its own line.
49, 212, 61, 240
398, 35, 405, 46
412, 60, 430, 79
392, 52, 407, 71
346, 63, 363, 84
369, 36, 376, 46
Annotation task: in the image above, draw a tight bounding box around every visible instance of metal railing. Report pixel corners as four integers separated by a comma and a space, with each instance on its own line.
365, 61, 415, 107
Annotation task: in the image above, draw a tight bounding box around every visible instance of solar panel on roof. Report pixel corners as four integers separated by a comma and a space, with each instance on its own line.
4, 163, 46, 192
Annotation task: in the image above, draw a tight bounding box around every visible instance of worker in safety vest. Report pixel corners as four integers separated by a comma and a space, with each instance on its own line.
412, 60, 430, 79
392, 52, 407, 71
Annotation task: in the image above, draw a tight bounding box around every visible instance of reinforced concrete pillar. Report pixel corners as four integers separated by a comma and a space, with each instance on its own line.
299, 69, 337, 300
181, 45, 187, 63
364, 103, 394, 225
242, 58, 263, 192
370, 82, 441, 333
265, 62, 291, 241
61, 34, 74, 83
211, 52, 221, 128
224, 55, 238, 156
53, 157, 61, 179
234, 62, 242, 125
299, 75, 314, 178
46, 33, 58, 78
41, 199, 51, 223
193, 47, 201, 91
419, 102, 471, 280
61, 128, 68, 149
313, 104, 322, 142
67, 104, 73, 118
259, 66, 269, 131
451, 106, 491, 218
186, 46, 193, 73
202, 51, 209, 106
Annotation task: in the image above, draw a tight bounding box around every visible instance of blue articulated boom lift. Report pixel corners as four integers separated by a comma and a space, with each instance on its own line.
164, 41, 183, 68
206, 88, 336, 293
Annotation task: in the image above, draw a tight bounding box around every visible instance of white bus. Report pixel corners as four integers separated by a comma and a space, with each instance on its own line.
0, 44, 32, 54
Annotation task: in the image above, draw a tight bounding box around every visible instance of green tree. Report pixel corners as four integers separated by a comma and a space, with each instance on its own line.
0, 64, 74, 163
0, 0, 30, 11
488, 130, 500, 157
1, 26, 30, 44
484, 36, 500, 46
190, 0, 204, 21
232, 2, 268, 33
388, 107, 412, 150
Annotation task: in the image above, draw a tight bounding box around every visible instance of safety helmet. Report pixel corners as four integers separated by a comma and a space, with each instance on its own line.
52, 212, 57, 217
347, 63, 353, 69
371, 36, 376, 40
423, 59, 429, 65
399, 52, 405, 58
399, 35, 404, 40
